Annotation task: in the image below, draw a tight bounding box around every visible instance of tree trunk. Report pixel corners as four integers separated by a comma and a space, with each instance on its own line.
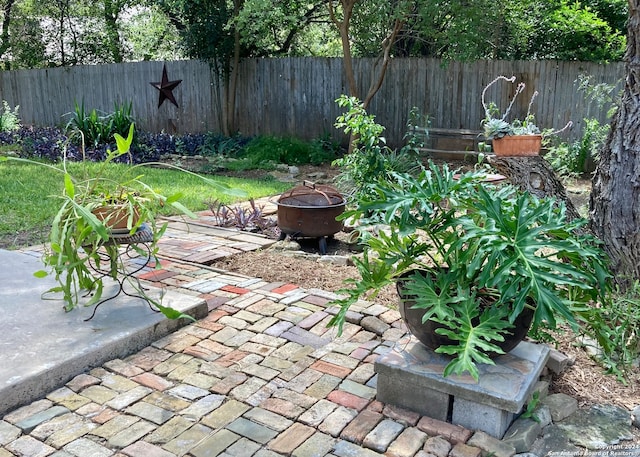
362, 18, 403, 110
590, 0, 640, 287
328, 1, 405, 152
226, 0, 243, 135
0, 0, 15, 70
103, 0, 123, 63
328, 0, 358, 99
488, 155, 584, 224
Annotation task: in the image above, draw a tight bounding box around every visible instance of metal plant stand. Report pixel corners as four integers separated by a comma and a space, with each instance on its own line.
84, 224, 158, 321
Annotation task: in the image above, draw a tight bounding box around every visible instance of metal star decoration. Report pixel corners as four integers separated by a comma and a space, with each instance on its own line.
150, 64, 182, 108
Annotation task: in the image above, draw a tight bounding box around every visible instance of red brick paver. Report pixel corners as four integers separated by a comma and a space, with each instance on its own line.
417, 416, 473, 444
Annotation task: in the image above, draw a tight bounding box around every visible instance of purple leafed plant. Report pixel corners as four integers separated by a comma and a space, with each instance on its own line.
208, 198, 276, 232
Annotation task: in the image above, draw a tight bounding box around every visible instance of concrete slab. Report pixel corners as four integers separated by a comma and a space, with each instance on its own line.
0, 249, 208, 416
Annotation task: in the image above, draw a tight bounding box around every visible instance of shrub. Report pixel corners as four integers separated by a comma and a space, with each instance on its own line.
547, 74, 620, 177
0, 100, 21, 132
587, 281, 640, 382
332, 95, 421, 201
239, 135, 337, 167
174, 132, 251, 157
546, 118, 609, 177
216, 134, 337, 172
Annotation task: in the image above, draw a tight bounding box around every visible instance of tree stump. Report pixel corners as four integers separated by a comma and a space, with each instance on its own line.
487, 155, 584, 224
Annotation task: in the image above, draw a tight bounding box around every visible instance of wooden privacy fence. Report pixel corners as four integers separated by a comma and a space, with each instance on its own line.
0, 58, 624, 147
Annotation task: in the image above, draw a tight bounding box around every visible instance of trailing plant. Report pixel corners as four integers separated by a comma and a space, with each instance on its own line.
328, 160, 610, 380
2, 124, 245, 319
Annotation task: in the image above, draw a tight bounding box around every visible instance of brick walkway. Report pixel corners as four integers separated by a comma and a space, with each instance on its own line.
0, 214, 490, 457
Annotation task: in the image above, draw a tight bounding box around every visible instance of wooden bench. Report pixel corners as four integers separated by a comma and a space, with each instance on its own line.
410, 127, 486, 160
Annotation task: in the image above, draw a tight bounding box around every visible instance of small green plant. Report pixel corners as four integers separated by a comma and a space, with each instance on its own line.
520, 391, 540, 422
107, 101, 135, 140
404, 107, 431, 149
0, 100, 21, 132
586, 281, 640, 381
65, 100, 109, 147
546, 118, 609, 177
333, 95, 420, 202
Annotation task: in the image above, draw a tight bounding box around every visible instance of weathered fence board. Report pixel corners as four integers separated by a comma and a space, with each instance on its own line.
0, 58, 624, 147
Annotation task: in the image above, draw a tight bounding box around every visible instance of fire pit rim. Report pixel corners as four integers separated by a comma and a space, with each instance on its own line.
274, 196, 346, 210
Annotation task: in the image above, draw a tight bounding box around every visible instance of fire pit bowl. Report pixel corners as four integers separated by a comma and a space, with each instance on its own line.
276, 181, 346, 254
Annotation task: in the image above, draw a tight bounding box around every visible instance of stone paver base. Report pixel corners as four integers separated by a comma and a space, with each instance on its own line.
375, 337, 549, 438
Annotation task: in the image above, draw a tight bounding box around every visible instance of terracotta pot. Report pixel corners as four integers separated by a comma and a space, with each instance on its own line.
92, 205, 140, 232
396, 270, 534, 355
492, 134, 542, 157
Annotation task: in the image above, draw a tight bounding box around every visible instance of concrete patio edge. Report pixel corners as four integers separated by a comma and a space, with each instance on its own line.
0, 248, 208, 416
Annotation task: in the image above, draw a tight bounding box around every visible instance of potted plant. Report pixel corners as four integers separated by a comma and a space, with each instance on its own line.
481, 75, 572, 156
328, 160, 609, 380
3, 124, 243, 319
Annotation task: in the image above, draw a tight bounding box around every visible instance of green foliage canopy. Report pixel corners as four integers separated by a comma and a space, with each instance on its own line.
0, 0, 628, 68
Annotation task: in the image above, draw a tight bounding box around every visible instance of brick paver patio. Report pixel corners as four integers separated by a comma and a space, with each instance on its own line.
0, 209, 495, 457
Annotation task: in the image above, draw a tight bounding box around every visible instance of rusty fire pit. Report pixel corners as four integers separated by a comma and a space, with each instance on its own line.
276, 181, 346, 254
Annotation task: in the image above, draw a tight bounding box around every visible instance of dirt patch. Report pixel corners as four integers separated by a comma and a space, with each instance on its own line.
211, 230, 399, 307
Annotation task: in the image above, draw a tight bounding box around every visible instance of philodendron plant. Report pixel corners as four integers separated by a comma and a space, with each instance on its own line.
329, 160, 610, 380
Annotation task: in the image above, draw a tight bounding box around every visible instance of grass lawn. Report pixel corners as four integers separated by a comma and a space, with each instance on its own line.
0, 160, 291, 249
